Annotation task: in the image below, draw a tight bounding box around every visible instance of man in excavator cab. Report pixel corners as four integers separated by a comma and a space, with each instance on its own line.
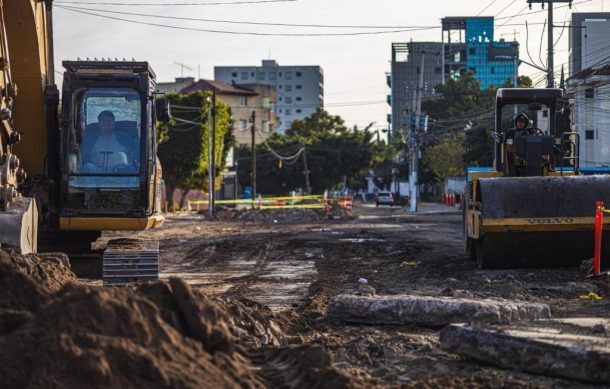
81, 110, 139, 173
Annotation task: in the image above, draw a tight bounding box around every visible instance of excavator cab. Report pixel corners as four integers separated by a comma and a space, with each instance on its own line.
58, 61, 168, 229
51, 61, 170, 284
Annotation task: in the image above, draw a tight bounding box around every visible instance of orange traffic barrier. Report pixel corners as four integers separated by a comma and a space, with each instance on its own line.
594, 201, 604, 275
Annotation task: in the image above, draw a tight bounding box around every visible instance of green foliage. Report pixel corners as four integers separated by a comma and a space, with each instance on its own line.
423, 131, 467, 182
157, 91, 234, 205
236, 108, 387, 194
421, 73, 533, 184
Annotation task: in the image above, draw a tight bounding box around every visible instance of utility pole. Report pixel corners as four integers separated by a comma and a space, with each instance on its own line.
207, 96, 213, 218
302, 145, 311, 195
527, 0, 573, 88
409, 51, 426, 212
210, 89, 217, 213
250, 111, 256, 208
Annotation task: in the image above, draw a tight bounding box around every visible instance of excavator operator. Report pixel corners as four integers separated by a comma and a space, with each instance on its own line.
81, 110, 138, 173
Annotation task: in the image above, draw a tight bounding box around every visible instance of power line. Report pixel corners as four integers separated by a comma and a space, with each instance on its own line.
54, 5, 437, 29
56, 6, 437, 36
55, 0, 296, 6
477, 0, 501, 16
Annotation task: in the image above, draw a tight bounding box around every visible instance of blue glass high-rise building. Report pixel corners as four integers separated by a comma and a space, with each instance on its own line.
442, 17, 519, 90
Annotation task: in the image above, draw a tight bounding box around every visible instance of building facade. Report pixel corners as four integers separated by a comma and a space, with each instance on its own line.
569, 13, 610, 77
567, 64, 610, 167
442, 17, 518, 90
215, 60, 323, 132
180, 80, 277, 147
389, 42, 444, 135
388, 16, 519, 133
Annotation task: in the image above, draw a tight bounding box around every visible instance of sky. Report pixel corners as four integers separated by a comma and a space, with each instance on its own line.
54, 0, 610, 134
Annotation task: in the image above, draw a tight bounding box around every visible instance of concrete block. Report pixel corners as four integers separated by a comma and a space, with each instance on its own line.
440, 318, 610, 383
326, 294, 551, 327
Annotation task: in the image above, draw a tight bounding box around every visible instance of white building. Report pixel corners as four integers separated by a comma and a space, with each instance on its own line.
215, 60, 324, 132
569, 13, 610, 77
567, 64, 610, 167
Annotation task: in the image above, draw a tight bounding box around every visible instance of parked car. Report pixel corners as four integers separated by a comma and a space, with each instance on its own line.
374, 192, 394, 207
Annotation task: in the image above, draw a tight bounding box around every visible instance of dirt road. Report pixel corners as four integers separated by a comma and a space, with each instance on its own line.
125, 202, 610, 387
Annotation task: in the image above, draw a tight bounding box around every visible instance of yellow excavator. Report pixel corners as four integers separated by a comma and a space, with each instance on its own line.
464, 88, 610, 269
0, 1, 169, 285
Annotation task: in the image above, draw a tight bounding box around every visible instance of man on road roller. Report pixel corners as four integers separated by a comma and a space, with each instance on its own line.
464, 88, 610, 269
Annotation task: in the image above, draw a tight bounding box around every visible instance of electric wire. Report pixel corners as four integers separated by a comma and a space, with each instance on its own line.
55, 0, 296, 6
56, 6, 437, 36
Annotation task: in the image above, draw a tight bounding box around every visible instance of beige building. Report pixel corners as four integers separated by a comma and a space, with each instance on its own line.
180, 79, 277, 146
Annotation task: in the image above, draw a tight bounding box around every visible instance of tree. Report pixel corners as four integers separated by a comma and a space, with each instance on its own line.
235, 109, 385, 195
423, 131, 467, 183
420, 73, 534, 184
157, 91, 234, 206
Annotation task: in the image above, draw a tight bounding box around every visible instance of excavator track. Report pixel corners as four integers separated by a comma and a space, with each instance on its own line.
103, 238, 159, 286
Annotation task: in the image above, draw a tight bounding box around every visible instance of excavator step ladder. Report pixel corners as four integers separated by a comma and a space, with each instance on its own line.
103, 239, 159, 286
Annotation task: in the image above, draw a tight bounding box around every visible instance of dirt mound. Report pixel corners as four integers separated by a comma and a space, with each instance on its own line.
0, 251, 357, 388
237, 208, 324, 224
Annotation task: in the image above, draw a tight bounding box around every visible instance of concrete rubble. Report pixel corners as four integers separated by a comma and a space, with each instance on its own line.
440, 318, 610, 384
326, 294, 551, 326
236, 208, 323, 224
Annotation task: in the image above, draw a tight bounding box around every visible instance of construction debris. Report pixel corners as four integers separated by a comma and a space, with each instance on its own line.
326, 294, 551, 327
237, 208, 323, 224
440, 318, 610, 384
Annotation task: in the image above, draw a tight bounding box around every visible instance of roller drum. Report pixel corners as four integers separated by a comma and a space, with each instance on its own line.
476, 175, 610, 269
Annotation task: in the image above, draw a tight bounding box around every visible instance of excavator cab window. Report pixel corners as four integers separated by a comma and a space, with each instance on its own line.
65, 87, 145, 213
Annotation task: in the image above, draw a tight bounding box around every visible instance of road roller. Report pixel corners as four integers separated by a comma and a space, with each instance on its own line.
464, 88, 610, 269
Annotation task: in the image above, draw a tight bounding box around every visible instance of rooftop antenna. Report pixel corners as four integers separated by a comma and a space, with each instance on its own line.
173, 61, 194, 77
501, 29, 520, 42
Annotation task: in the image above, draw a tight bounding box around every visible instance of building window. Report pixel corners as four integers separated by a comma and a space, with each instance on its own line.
279, 109, 283, 113
586, 130, 594, 140
416, 67, 421, 75
250, 72, 254, 76
269, 72, 277, 80
231, 72, 238, 77
296, 109, 302, 113
296, 97, 302, 101
239, 96, 247, 106
240, 72, 248, 80
279, 85, 283, 89
285, 71, 293, 80
585, 88, 594, 98
296, 84, 302, 89
285, 85, 292, 92
285, 109, 292, 115
435, 67, 442, 74
262, 120, 269, 132
296, 71, 302, 77
279, 97, 283, 101
468, 48, 476, 55
491, 67, 495, 74
542, 110, 548, 118
279, 72, 282, 77
257, 72, 265, 80
285, 97, 293, 104
239, 119, 247, 131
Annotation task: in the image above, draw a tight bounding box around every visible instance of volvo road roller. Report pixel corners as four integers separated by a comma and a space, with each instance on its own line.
464, 88, 610, 269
